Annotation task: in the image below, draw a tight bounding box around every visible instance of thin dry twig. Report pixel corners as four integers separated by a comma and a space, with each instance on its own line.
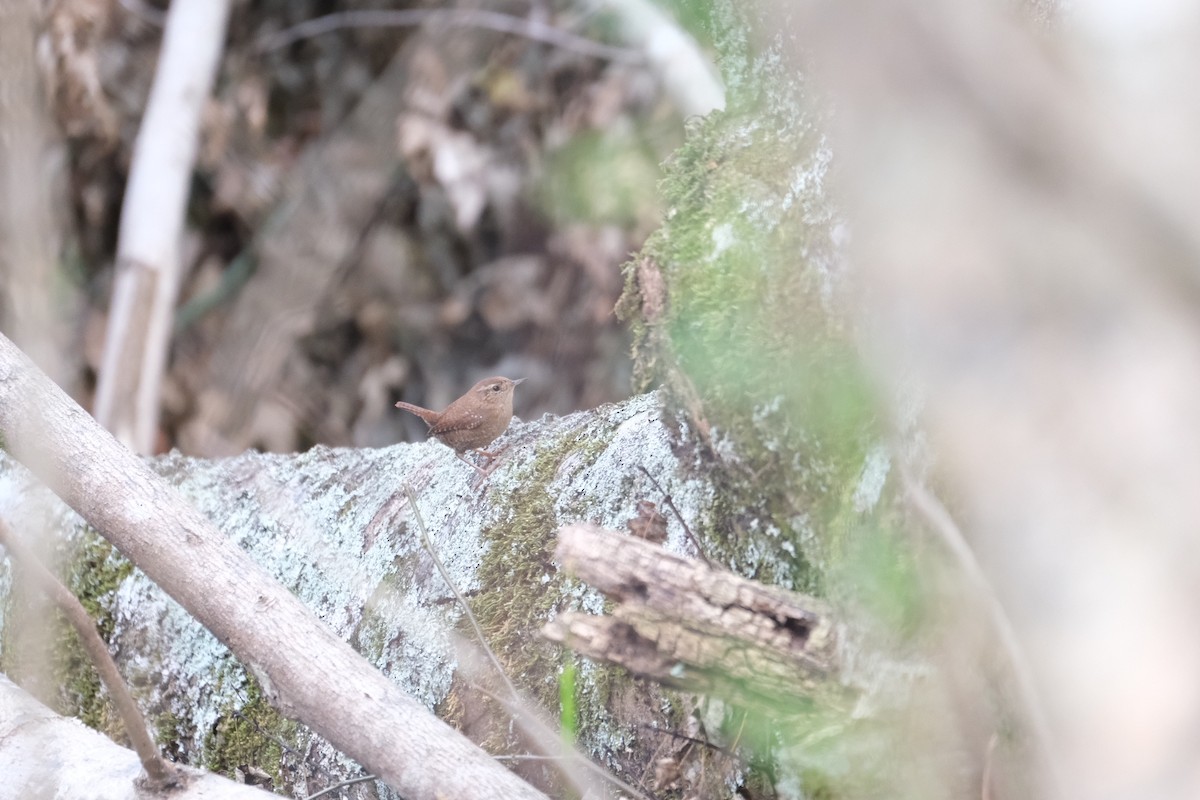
403, 483, 520, 703
901, 469, 1064, 799
982, 732, 999, 800
472, 682, 657, 800
306, 774, 378, 800
638, 724, 731, 756
0, 518, 180, 789
636, 465, 711, 565
256, 8, 642, 63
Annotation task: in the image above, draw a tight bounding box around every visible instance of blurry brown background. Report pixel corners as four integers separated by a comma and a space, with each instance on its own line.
20, 0, 692, 456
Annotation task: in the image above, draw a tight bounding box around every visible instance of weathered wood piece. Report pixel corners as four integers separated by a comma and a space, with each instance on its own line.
545, 524, 851, 711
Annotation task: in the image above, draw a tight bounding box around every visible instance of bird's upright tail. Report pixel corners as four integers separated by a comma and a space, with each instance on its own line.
394, 401, 439, 427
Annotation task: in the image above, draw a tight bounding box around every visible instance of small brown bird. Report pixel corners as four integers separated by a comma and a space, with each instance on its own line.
395, 376, 525, 474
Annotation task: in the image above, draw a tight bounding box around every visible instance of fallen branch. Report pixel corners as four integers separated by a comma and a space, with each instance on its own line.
255, 8, 641, 63
544, 523, 849, 712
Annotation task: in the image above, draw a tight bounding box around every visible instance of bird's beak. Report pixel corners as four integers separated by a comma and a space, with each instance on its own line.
513, 378, 526, 386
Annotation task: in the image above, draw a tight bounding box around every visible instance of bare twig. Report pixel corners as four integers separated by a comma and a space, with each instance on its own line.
638, 724, 731, 756
583, 0, 724, 116
403, 483, 520, 703
306, 774, 378, 800
982, 732, 998, 800
901, 470, 1064, 798
636, 466, 711, 565
472, 682, 657, 800
256, 8, 641, 63
0, 518, 180, 789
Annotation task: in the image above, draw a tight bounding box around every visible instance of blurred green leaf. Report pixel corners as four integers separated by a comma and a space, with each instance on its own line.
537, 129, 662, 226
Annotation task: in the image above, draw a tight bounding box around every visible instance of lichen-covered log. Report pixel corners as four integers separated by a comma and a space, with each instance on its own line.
0, 333, 548, 800
544, 523, 850, 712
0, 388, 830, 797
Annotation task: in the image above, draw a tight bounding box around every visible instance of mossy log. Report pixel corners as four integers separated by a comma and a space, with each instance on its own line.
0, 390, 848, 797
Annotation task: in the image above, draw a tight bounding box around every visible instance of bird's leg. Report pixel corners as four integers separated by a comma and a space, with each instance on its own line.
473, 447, 507, 476
455, 451, 488, 476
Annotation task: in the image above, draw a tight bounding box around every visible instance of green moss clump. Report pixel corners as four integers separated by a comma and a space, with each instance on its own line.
203, 674, 297, 786
473, 433, 584, 709
155, 710, 189, 762
617, 82, 879, 582
67, 532, 134, 641
50, 531, 135, 735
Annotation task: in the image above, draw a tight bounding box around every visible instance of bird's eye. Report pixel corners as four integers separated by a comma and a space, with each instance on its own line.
492, 384, 501, 392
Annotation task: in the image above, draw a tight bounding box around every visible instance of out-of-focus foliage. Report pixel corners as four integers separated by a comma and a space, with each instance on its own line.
616, 1, 1065, 798
618, 0, 876, 572
538, 128, 663, 227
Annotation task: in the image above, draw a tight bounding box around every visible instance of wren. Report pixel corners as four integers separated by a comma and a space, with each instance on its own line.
395, 376, 525, 474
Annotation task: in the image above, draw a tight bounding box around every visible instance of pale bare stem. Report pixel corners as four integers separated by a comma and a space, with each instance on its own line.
0, 518, 180, 789
901, 470, 1065, 798
305, 774, 378, 800
982, 732, 999, 800
471, 683, 655, 800
94, 0, 232, 453
0, 0, 71, 706
0, 0, 69, 372
583, 0, 725, 116
256, 8, 641, 63
636, 465, 710, 565
403, 483, 519, 703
